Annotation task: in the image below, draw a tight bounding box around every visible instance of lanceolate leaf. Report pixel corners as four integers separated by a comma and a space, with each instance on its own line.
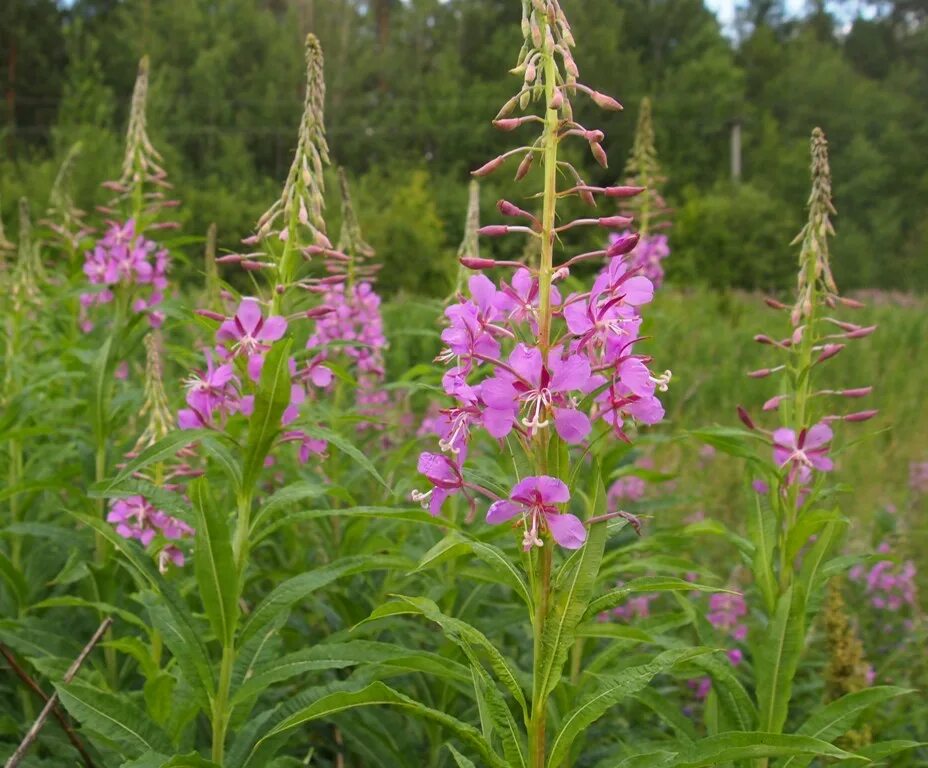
782, 686, 913, 768
56, 681, 173, 757
671, 731, 855, 766
238, 555, 410, 646
748, 491, 777, 616
242, 338, 293, 490
536, 473, 608, 701
256, 681, 507, 768
301, 423, 390, 489
190, 477, 238, 646
230, 640, 471, 705
755, 584, 807, 734
547, 647, 712, 766
585, 577, 734, 620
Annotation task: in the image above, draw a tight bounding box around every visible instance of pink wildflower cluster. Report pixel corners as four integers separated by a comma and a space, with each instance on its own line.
80, 219, 169, 331
307, 281, 388, 428
178, 298, 327, 464
610, 231, 669, 287
599, 584, 658, 623
850, 543, 918, 613
107, 495, 193, 573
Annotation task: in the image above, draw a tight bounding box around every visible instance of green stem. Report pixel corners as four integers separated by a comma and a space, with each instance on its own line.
211, 643, 236, 764
232, 489, 255, 583
536, 43, 560, 360
530, 545, 553, 768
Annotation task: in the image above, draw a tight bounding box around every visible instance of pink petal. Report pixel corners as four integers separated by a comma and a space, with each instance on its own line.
553, 407, 591, 444
622, 276, 654, 305
804, 423, 833, 450
546, 512, 587, 549
508, 343, 542, 384
236, 298, 263, 334
486, 500, 520, 524
550, 354, 591, 392
259, 315, 288, 341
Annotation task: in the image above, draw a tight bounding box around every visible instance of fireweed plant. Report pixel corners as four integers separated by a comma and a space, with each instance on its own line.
240, 6, 865, 768
696, 129, 916, 765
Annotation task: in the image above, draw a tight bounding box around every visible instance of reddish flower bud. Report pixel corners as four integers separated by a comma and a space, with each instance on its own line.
460, 257, 498, 270
315, 232, 333, 249
580, 188, 596, 207
737, 406, 755, 430
598, 215, 634, 228
591, 90, 623, 111
747, 368, 772, 378
817, 343, 845, 363
844, 409, 878, 422
839, 387, 873, 398
764, 297, 788, 310
763, 395, 786, 412
754, 334, 776, 345
845, 324, 877, 339
590, 142, 608, 168
478, 225, 510, 237
607, 233, 639, 257
604, 185, 645, 198
550, 89, 564, 109
305, 305, 335, 318
584, 129, 605, 143
497, 200, 530, 219
195, 309, 226, 321
216, 254, 244, 264
472, 156, 505, 177
515, 152, 534, 181
493, 118, 523, 132
838, 296, 866, 309
242, 260, 267, 271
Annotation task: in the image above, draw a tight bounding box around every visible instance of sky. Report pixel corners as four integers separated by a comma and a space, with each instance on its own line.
703, 0, 809, 29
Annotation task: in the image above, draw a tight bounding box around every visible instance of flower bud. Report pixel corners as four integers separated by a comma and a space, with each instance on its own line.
764, 297, 788, 310
838, 296, 866, 309
845, 324, 877, 339
493, 118, 523, 132
843, 409, 878, 422
763, 395, 786, 412
598, 215, 633, 228
473, 156, 505, 177
817, 343, 845, 363
515, 152, 534, 181
550, 89, 564, 109
607, 233, 639, 257
590, 142, 608, 168
216, 254, 244, 264
604, 185, 644, 198
460, 257, 498, 270
580, 188, 596, 207
737, 406, 755, 430
195, 309, 226, 321
584, 129, 605, 143
478, 225, 510, 237
242, 260, 268, 271
305, 305, 335, 318
747, 368, 773, 378
839, 387, 873, 398
591, 90, 623, 111
498, 200, 530, 219
754, 334, 776, 345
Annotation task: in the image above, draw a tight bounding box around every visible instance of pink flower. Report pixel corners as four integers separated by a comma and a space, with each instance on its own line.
412, 452, 467, 516
481, 344, 592, 444
486, 476, 586, 551
217, 298, 287, 379
772, 423, 833, 485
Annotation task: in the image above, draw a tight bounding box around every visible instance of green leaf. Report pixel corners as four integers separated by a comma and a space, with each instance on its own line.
610, 752, 678, 768
755, 584, 807, 734
249, 480, 328, 535
230, 640, 470, 705
391, 595, 528, 715
672, 731, 856, 766
238, 555, 409, 646
90, 334, 115, 448
56, 681, 173, 757
446, 743, 478, 768
687, 653, 757, 731
846, 740, 924, 763
785, 509, 844, 567
0, 550, 28, 608
414, 534, 532, 610
256, 505, 451, 543
160, 752, 221, 767
471, 665, 526, 768
96, 430, 212, 494
190, 477, 239, 645
584, 577, 734, 620
242, 339, 293, 490
301, 423, 390, 490
200, 435, 243, 493
256, 681, 507, 768
783, 687, 913, 768
798, 519, 846, 597
547, 647, 711, 767
632, 687, 697, 744
536, 472, 608, 701
748, 490, 778, 615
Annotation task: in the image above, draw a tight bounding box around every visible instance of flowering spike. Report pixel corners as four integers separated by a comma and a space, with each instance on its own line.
132, 332, 174, 453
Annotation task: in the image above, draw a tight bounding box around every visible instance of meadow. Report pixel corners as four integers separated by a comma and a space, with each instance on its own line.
1, 1, 927, 767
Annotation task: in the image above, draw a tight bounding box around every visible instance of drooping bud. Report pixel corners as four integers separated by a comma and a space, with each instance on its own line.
515, 152, 534, 181
473, 156, 506, 177
737, 406, 756, 430
590, 142, 608, 168
606, 233, 639, 258
591, 91, 623, 111
843, 410, 878, 422
598, 215, 633, 229
478, 225, 510, 237
817, 343, 845, 363
604, 185, 645, 198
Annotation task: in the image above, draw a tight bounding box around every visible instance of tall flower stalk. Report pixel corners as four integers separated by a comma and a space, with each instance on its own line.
412, 3, 670, 764
700, 128, 908, 765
